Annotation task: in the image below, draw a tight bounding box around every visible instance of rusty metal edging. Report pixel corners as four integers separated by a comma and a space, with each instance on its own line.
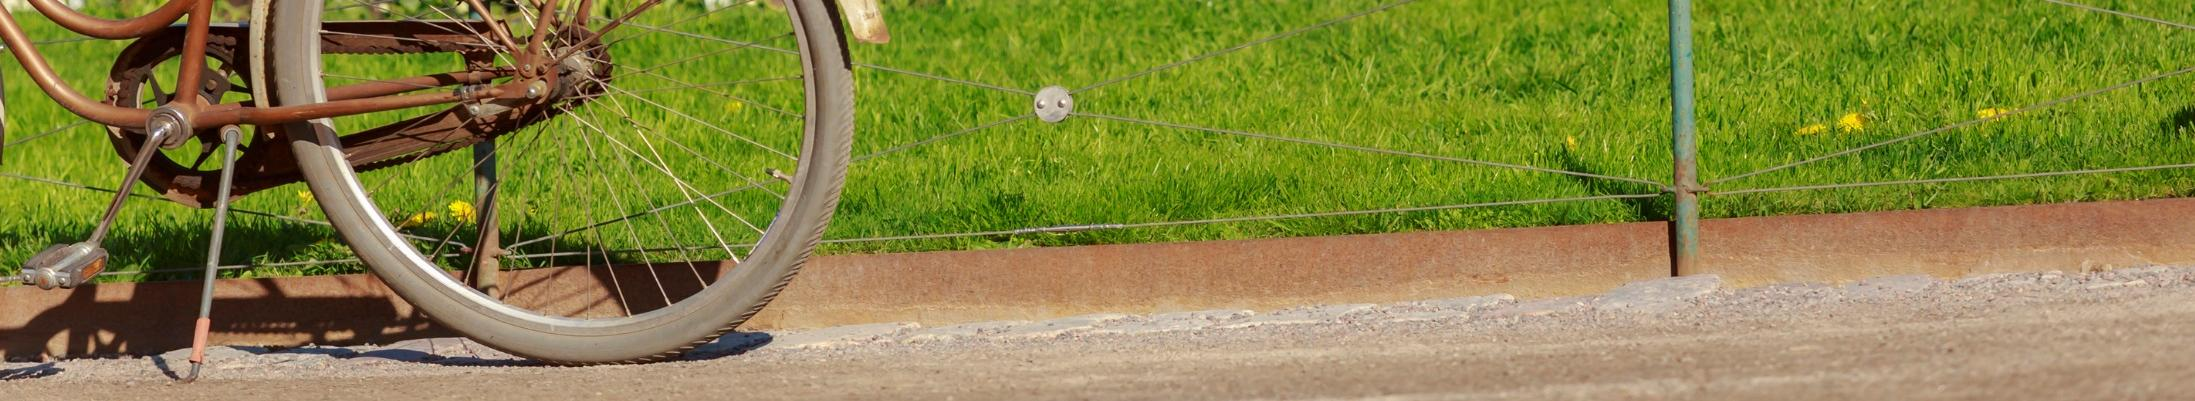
6, 197, 2195, 360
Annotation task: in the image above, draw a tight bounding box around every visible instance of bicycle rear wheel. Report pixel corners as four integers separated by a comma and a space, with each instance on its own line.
254, 0, 854, 364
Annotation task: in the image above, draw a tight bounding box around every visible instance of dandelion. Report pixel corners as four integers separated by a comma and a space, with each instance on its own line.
1835, 112, 1868, 133
1563, 135, 1579, 152
1794, 123, 1829, 136
399, 212, 439, 229
448, 200, 478, 223
296, 190, 314, 204
724, 100, 745, 114
1976, 107, 2012, 120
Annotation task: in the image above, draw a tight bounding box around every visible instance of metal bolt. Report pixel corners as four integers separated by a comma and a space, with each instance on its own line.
1033, 86, 1074, 124
526, 81, 549, 99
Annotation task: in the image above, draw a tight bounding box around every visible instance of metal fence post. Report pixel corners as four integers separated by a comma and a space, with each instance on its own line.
1666, 0, 1703, 276
470, 140, 503, 298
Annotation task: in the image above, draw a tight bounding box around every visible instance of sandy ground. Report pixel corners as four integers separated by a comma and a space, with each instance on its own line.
5, 265, 2194, 400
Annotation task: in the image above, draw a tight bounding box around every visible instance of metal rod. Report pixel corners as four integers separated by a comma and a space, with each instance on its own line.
85, 124, 174, 244
469, 140, 504, 298
324, 70, 509, 101
24, 0, 195, 40
462, 0, 525, 52
182, 126, 240, 383
0, 9, 155, 127
1666, 0, 1702, 277
1, 70, 8, 168
169, 0, 214, 106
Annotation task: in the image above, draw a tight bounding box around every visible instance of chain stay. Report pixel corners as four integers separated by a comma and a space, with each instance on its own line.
104, 21, 585, 207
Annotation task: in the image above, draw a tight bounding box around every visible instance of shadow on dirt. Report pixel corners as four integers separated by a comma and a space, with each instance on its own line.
0, 217, 712, 362
0, 363, 60, 380
683, 332, 776, 361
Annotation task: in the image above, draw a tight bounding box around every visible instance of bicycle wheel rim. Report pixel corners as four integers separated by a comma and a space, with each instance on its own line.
258, 0, 853, 363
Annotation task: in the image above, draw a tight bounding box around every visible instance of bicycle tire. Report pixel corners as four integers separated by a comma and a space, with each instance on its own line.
252, 0, 855, 364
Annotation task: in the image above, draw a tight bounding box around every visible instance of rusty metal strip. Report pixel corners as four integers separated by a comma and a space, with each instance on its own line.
7, 197, 2195, 359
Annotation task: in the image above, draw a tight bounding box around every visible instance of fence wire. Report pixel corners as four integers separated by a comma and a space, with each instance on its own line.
820, 193, 1661, 245
1711, 163, 2195, 197
1709, 63, 2195, 186
2043, 0, 2195, 32
9, 0, 2195, 282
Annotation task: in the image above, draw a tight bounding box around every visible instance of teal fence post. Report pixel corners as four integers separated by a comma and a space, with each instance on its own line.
1667, 0, 1703, 276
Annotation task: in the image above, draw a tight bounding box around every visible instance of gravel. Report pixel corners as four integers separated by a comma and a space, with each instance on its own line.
7, 265, 2195, 400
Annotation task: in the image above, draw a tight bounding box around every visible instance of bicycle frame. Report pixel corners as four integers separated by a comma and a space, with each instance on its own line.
0, 0, 533, 132
0, 0, 888, 129
0, 0, 888, 205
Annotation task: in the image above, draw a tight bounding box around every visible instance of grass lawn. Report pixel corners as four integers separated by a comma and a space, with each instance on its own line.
2, 0, 2192, 280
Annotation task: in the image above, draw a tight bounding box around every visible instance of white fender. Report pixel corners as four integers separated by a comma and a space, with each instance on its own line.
838, 0, 888, 44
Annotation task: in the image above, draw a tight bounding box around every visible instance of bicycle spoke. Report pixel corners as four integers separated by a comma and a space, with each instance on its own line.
574, 123, 676, 309
563, 106, 771, 237
588, 78, 796, 159
619, 75, 800, 96
622, 68, 798, 118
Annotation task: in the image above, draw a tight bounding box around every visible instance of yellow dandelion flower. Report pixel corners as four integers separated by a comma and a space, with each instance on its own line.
399, 212, 439, 228
447, 200, 478, 223
1976, 107, 2011, 120
296, 190, 314, 204
724, 100, 745, 114
1563, 135, 1579, 152
1794, 123, 1829, 136
1835, 113, 1867, 133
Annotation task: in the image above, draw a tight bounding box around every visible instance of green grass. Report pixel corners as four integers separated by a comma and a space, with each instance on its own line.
3, 0, 2193, 281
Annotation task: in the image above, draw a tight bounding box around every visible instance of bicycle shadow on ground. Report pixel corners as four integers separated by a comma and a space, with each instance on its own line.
128, 330, 775, 377
0, 273, 452, 362
0, 363, 61, 380
683, 332, 775, 361
0, 218, 768, 365
0, 217, 452, 359
0, 221, 625, 361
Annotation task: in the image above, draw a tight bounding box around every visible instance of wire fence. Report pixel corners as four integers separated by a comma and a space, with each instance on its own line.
3, 0, 2193, 282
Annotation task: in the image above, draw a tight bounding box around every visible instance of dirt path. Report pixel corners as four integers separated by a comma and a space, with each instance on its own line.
6, 266, 2194, 400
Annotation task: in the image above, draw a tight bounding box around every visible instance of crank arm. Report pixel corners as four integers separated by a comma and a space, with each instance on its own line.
17, 111, 186, 289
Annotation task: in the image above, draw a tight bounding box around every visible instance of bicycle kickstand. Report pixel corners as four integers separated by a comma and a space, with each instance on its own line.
179, 125, 243, 384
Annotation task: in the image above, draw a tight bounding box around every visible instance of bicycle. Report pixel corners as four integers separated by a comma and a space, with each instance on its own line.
2, 0, 886, 376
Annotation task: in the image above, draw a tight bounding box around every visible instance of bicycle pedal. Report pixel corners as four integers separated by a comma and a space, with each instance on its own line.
18, 242, 108, 290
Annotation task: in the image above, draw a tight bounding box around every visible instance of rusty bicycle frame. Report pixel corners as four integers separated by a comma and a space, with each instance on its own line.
0, 0, 592, 131
0, 0, 648, 209
0, 0, 886, 207
0, 0, 888, 132
3, 0, 889, 380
